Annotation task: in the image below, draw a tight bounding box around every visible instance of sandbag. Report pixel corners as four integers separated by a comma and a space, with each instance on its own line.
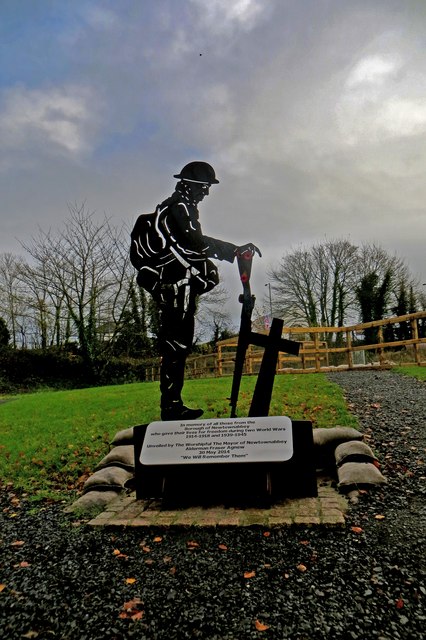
83, 467, 134, 493
110, 427, 135, 446
335, 441, 377, 467
96, 445, 135, 471
337, 462, 387, 490
313, 426, 363, 448
313, 426, 363, 470
65, 490, 120, 513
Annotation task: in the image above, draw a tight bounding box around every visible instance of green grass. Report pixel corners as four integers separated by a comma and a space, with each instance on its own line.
393, 365, 426, 382
0, 374, 358, 500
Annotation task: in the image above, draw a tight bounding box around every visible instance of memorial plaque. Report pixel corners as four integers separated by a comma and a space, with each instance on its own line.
140, 416, 293, 466
134, 418, 318, 505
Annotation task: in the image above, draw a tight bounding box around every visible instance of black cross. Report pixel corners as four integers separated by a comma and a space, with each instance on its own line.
246, 318, 299, 417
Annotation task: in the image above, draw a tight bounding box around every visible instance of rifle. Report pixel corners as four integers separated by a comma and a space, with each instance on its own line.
229, 246, 258, 418
229, 246, 300, 418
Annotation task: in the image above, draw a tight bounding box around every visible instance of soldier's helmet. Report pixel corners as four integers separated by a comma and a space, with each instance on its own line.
174, 161, 219, 184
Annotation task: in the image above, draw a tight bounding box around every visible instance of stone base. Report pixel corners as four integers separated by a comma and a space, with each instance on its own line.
87, 477, 347, 528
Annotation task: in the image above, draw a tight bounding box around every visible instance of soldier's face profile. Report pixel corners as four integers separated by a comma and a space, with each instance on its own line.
189, 182, 210, 203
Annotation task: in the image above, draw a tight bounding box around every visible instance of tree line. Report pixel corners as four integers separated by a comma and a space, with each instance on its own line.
267, 239, 426, 344
1, 208, 424, 390
0, 204, 232, 389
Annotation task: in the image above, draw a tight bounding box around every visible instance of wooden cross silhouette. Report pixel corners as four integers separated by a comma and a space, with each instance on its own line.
248, 317, 299, 417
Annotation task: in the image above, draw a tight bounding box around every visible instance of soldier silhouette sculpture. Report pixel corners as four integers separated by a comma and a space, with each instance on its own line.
131, 161, 260, 421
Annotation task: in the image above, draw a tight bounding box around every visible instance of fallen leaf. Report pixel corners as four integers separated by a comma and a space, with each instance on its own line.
187, 540, 199, 548
120, 597, 144, 620
284, 573, 290, 579
373, 460, 381, 468
296, 564, 307, 573
218, 544, 228, 551
19, 561, 31, 568
263, 531, 271, 537
299, 540, 309, 545
244, 571, 256, 579
22, 632, 39, 639
163, 555, 172, 563
141, 545, 151, 553
375, 514, 385, 520
10, 540, 25, 547
396, 598, 404, 609
169, 566, 177, 575
145, 559, 154, 565
131, 611, 144, 620
113, 549, 122, 556
351, 526, 363, 534
123, 597, 143, 611
254, 619, 270, 631
0, 584, 6, 592
153, 536, 162, 543
125, 577, 137, 584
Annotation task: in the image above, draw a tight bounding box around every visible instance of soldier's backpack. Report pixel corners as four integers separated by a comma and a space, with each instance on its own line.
130, 209, 171, 295
130, 206, 219, 297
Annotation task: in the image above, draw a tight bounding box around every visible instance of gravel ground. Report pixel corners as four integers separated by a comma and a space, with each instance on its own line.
1, 370, 425, 640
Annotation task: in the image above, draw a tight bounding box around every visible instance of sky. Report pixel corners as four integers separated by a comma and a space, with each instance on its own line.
1, 0, 426, 324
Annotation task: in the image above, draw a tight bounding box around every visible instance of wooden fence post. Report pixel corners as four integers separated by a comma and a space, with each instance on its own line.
217, 346, 223, 377
378, 326, 385, 365
314, 333, 321, 371
411, 318, 420, 365
346, 330, 353, 369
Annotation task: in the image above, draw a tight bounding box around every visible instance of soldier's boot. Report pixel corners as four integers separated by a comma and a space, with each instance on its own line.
161, 403, 204, 421
160, 356, 203, 421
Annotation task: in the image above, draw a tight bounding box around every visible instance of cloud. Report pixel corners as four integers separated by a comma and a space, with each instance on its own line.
345, 54, 402, 88
0, 84, 103, 165
189, 0, 268, 34
337, 52, 426, 145
379, 98, 426, 138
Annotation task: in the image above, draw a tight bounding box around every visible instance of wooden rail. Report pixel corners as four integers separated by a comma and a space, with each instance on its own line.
213, 310, 426, 376
141, 311, 426, 380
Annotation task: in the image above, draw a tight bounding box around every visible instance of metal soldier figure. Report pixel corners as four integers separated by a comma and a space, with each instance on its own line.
131, 161, 260, 421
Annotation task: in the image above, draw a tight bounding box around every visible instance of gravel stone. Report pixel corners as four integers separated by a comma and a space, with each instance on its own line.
0, 370, 425, 639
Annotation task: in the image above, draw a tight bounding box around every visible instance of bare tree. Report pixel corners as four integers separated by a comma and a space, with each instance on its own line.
0, 253, 29, 348
268, 239, 417, 334
268, 240, 359, 330
21, 203, 134, 370
269, 247, 320, 326
17, 256, 63, 349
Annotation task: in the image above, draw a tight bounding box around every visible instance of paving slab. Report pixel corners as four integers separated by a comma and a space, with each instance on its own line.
87, 477, 348, 528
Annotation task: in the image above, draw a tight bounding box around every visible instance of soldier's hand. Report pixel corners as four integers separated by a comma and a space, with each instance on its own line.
236, 243, 262, 258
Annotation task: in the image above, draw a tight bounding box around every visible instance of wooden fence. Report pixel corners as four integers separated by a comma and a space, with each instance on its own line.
213, 310, 426, 376
142, 311, 426, 380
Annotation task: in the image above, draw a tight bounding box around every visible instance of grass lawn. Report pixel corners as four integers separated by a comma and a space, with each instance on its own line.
0, 374, 358, 501
394, 365, 426, 382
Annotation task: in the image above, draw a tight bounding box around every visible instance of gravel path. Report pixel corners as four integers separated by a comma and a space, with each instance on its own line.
1, 370, 425, 639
